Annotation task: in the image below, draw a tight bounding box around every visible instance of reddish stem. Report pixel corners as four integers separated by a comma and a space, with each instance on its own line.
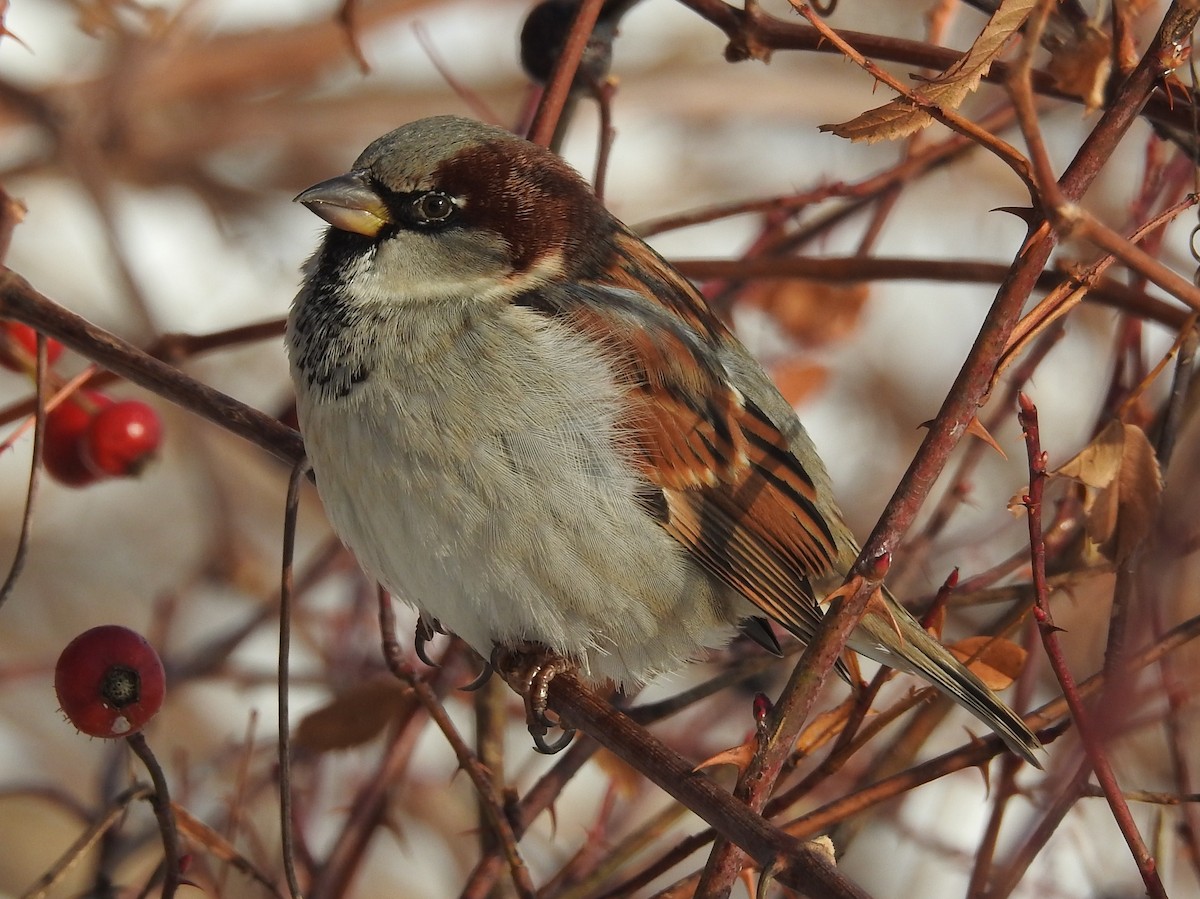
1016, 393, 1165, 897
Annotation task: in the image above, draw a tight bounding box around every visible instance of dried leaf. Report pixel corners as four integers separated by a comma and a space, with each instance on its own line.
745, 279, 869, 347
293, 676, 414, 752
769, 359, 828, 408
794, 697, 859, 756
1047, 24, 1112, 112
1052, 420, 1163, 563
948, 636, 1028, 690
172, 803, 281, 894
593, 748, 643, 798
1053, 419, 1124, 487
823, 0, 1034, 142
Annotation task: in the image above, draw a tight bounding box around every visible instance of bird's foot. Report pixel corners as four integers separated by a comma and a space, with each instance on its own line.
492, 644, 577, 754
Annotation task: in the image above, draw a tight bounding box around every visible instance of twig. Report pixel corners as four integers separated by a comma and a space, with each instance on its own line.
278, 459, 309, 899
791, 2, 1037, 196
637, 103, 1018, 242
986, 757, 1092, 899
994, 195, 1199, 391
592, 77, 618, 200
126, 733, 182, 899
965, 750, 1023, 897
527, 670, 871, 899
216, 711, 261, 897
555, 800, 689, 899
19, 785, 154, 899
461, 648, 795, 897
0, 334, 46, 611
1147, 323, 1200, 885
1017, 393, 1165, 897
0, 268, 303, 465
894, 323, 1065, 593
672, 0, 1198, 139
376, 590, 536, 899
526, 0, 605, 147
0, 320, 286, 429
786, 604, 1200, 846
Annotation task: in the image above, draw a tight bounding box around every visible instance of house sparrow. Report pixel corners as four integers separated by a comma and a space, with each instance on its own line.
286, 115, 1042, 765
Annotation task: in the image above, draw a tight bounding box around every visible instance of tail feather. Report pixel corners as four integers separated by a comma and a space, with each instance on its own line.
849, 604, 1043, 768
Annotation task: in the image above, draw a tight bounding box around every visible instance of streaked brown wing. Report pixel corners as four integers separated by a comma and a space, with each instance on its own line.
517, 259, 842, 642
655, 400, 838, 639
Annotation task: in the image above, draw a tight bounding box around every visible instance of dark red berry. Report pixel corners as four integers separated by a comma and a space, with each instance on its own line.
0, 321, 63, 373
83, 399, 162, 477
43, 391, 112, 487
54, 625, 166, 738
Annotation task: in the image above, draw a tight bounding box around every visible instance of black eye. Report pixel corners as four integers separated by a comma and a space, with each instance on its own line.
413, 191, 455, 225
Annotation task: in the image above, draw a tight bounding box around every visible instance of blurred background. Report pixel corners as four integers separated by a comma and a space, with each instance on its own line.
0, 1, 1197, 897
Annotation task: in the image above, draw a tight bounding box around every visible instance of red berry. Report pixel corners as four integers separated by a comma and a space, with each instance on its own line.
0, 321, 63, 373
83, 400, 162, 477
43, 390, 112, 487
54, 625, 166, 738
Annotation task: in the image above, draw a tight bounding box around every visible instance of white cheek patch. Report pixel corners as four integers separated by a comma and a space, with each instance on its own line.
339, 234, 559, 310
341, 239, 491, 306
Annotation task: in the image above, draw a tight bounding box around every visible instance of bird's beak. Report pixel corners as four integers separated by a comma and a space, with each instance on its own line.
295, 173, 392, 237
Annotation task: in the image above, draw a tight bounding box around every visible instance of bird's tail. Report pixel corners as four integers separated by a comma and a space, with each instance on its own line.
848, 592, 1044, 768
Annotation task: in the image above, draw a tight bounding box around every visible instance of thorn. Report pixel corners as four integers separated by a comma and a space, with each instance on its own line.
992, 205, 1040, 225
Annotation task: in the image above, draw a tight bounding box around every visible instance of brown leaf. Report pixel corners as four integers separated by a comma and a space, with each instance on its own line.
171, 803, 281, 894
1054, 418, 1124, 487
948, 636, 1029, 690
293, 676, 414, 752
769, 359, 828, 408
1047, 24, 1112, 112
593, 748, 643, 798
1052, 420, 1163, 563
794, 697, 859, 756
745, 279, 869, 347
824, 0, 1034, 142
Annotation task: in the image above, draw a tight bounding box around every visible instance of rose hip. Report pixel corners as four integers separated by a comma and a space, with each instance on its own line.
0, 321, 63, 374
43, 391, 112, 487
83, 400, 163, 477
54, 625, 166, 738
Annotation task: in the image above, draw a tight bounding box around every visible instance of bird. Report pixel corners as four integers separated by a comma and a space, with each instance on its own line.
285, 114, 1042, 766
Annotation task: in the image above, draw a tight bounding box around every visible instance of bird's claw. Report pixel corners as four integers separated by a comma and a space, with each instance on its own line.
492, 645, 577, 754
414, 615, 446, 668
459, 660, 495, 692
530, 722, 577, 754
